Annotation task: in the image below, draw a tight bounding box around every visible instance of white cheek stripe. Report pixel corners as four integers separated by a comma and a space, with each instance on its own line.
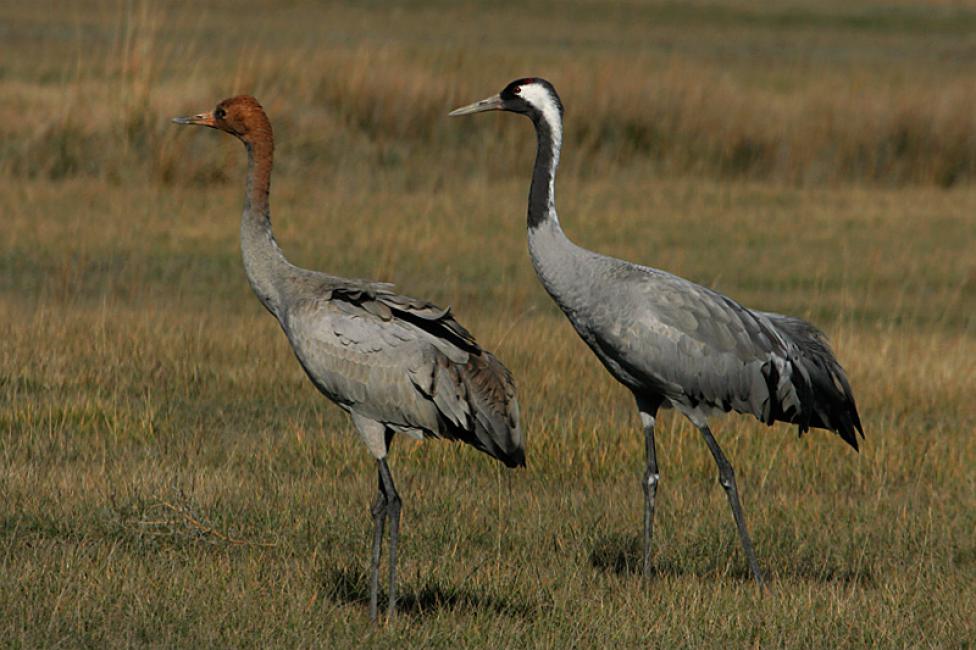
520, 83, 562, 222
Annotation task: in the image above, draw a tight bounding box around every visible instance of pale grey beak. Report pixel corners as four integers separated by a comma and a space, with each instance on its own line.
449, 94, 504, 117
171, 112, 217, 127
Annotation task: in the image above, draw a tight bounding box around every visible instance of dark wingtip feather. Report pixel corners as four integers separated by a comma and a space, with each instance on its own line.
839, 418, 861, 452
502, 448, 526, 468
464, 351, 524, 468
429, 350, 523, 469
764, 312, 865, 452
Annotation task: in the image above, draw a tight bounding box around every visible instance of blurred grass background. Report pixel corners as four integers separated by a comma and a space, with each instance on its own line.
1, 0, 975, 647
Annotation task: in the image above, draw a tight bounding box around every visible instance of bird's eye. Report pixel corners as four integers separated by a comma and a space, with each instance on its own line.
215, 107, 226, 119
512, 86, 521, 95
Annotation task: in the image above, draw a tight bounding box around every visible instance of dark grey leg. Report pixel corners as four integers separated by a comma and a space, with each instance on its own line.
697, 424, 766, 589
378, 457, 401, 619
368, 469, 387, 623
636, 397, 661, 578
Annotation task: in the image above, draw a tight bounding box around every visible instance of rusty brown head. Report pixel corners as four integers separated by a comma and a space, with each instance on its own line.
172, 95, 272, 143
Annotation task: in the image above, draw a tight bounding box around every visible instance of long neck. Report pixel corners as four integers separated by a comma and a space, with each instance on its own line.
241, 131, 290, 317
527, 109, 563, 231
525, 105, 587, 306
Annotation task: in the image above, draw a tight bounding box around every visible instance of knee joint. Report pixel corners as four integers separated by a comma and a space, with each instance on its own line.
643, 470, 660, 490
371, 495, 387, 518
718, 468, 735, 491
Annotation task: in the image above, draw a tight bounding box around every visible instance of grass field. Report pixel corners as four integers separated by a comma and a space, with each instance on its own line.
2, 1, 975, 647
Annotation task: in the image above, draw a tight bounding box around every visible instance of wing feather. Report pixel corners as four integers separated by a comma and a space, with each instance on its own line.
570, 260, 860, 447
581, 265, 808, 426
282, 279, 523, 466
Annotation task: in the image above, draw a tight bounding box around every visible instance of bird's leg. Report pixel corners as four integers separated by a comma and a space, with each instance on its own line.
637, 400, 660, 578
368, 465, 387, 623
378, 457, 401, 620
697, 424, 766, 589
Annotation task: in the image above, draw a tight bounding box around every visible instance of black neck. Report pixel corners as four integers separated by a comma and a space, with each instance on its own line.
527, 111, 560, 230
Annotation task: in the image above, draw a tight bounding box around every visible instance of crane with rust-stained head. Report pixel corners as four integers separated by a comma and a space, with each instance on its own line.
451, 79, 862, 589
173, 96, 523, 621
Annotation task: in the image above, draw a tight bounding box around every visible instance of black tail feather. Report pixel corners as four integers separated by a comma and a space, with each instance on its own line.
765, 313, 864, 451
455, 351, 525, 468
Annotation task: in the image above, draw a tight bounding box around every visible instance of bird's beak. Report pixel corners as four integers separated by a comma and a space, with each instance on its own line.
171, 111, 217, 128
449, 94, 504, 117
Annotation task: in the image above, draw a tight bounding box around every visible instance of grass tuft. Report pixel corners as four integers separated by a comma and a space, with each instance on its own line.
2, 0, 974, 647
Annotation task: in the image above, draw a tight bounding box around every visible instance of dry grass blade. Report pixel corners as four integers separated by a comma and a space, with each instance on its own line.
1, 0, 974, 647
132, 498, 279, 549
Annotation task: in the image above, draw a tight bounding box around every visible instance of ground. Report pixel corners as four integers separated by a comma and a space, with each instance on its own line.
1, 1, 974, 647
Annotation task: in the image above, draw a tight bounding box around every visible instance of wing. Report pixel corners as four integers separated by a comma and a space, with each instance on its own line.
580, 263, 813, 429
282, 279, 524, 466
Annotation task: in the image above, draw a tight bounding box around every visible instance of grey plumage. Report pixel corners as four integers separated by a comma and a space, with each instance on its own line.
285, 277, 523, 467
452, 78, 863, 589
537, 242, 862, 448
174, 95, 522, 623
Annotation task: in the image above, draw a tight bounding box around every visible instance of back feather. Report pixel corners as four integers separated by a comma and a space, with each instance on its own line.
330, 281, 479, 352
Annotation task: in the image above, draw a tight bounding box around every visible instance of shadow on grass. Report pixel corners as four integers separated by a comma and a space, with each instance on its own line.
586, 533, 739, 580
588, 533, 876, 587
321, 566, 535, 619
588, 533, 645, 576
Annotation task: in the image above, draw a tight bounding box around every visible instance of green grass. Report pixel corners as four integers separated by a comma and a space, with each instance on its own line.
2, 1, 976, 647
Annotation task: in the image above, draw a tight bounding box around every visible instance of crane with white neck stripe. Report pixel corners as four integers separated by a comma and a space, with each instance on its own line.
451, 78, 863, 588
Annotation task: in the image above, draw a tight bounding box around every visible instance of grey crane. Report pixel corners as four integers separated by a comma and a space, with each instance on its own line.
173, 96, 523, 621
451, 79, 862, 588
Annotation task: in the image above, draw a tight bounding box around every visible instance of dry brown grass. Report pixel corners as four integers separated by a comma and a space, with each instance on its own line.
4, 1, 976, 186
2, 1, 975, 647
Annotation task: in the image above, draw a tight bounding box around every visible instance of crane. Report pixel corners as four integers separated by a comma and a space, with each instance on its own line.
450, 78, 862, 588
173, 96, 523, 621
